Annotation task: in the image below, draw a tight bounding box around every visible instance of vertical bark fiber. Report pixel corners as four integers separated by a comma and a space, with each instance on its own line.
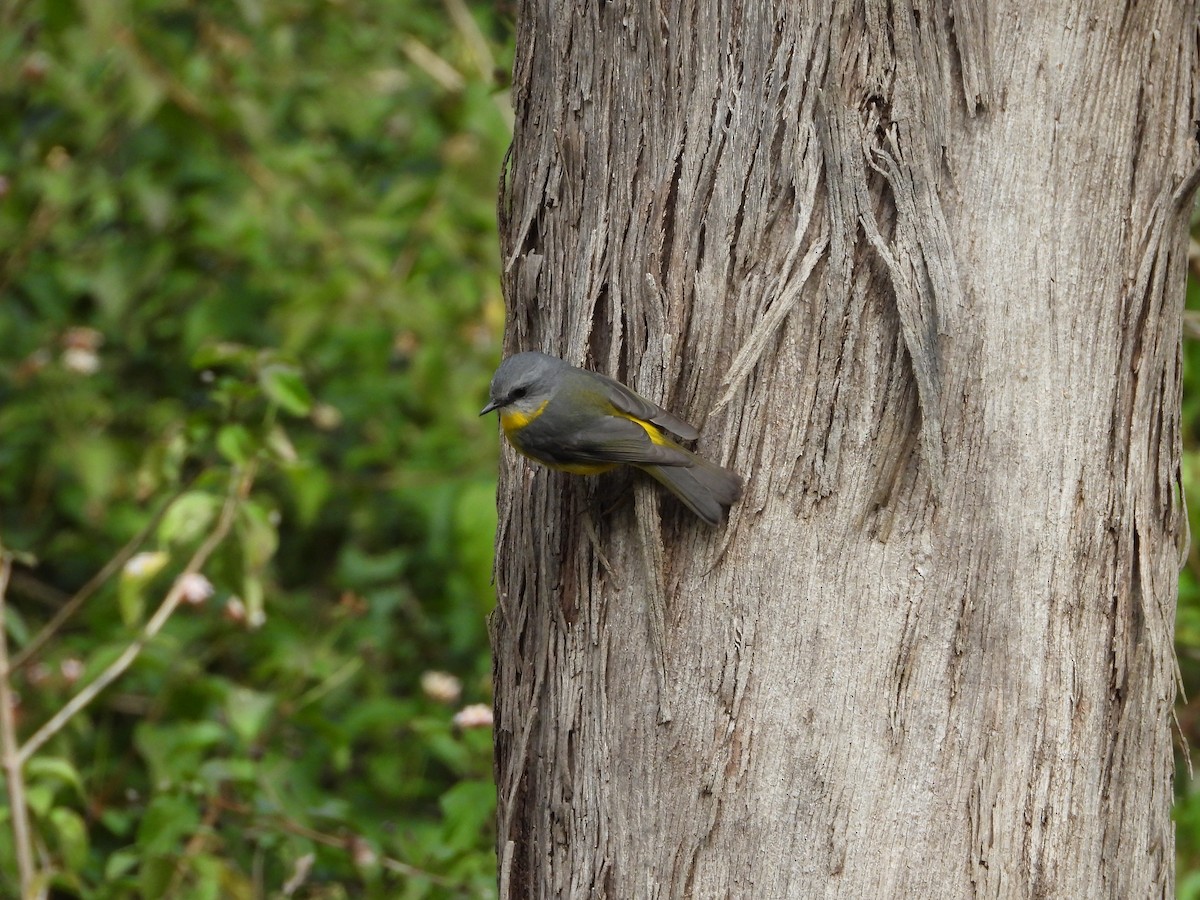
493, 2, 1200, 896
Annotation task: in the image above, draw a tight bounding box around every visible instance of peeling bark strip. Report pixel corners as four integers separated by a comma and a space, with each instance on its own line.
493, 2, 1200, 897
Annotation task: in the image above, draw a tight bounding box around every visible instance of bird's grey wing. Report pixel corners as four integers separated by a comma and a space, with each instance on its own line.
592, 373, 700, 441
558, 416, 694, 467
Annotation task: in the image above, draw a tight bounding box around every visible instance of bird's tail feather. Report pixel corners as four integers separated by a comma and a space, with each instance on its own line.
640, 454, 742, 526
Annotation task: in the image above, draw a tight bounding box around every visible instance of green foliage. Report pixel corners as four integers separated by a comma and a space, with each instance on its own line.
0, 0, 510, 895
1179, 210, 1200, 893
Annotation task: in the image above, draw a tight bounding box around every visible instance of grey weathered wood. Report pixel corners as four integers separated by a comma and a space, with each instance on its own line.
492, 2, 1200, 896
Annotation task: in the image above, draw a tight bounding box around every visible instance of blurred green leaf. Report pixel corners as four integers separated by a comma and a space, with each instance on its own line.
118, 550, 169, 626
158, 493, 221, 547
439, 779, 496, 850
135, 720, 227, 788
48, 807, 89, 871
265, 424, 299, 464
137, 794, 200, 857
139, 854, 177, 900
242, 573, 266, 629
225, 686, 275, 745
3, 606, 31, 649
197, 758, 259, 787
259, 364, 313, 416
218, 424, 258, 465
192, 342, 257, 371
238, 502, 278, 572
25, 784, 56, 819
105, 849, 140, 881
25, 757, 85, 802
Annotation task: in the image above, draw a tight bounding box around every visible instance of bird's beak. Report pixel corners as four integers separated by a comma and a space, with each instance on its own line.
480, 399, 499, 416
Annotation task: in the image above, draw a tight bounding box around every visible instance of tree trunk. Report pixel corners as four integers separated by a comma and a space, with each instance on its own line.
491, 2, 1200, 897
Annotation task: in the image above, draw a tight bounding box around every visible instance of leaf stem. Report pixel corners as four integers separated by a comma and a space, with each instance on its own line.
0, 550, 38, 898
17, 466, 253, 766
10, 483, 188, 674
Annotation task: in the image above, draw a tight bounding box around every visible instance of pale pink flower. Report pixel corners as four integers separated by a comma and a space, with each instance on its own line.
452, 703, 493, 729
178, 573, 214, 605
420, 671, 462, 705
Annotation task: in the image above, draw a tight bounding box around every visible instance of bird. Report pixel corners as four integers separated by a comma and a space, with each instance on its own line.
481, 351, 742, 525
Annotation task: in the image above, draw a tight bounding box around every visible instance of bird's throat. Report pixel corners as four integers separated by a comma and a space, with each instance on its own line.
500, 399, 549, 436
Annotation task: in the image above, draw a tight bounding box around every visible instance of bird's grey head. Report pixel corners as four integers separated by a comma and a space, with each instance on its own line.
480, 351, 563, 416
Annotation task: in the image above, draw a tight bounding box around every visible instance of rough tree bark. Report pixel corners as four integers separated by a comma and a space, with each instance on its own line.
492, 2, 1200, 897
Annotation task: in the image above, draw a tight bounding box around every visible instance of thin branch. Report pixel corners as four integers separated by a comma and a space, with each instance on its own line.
17, 466, 254, 766
165, 792, 223, 898
208, 796, 468, 892
7, 572, 69, 610
441, 0, 495, 81
0, 551, 37, 897
9, 484, 187, 673
292, 656, 363, 711
402, 38, 465, 92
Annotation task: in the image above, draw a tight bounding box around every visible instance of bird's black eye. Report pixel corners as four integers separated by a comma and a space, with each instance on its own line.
511, 387, 527, 400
